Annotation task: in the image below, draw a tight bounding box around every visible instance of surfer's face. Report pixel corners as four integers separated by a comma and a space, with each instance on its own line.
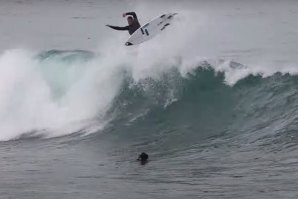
127, 17, 133, 25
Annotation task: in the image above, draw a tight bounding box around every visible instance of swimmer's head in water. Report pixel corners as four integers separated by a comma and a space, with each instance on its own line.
127, 16, 134, 25
137, 152, 149, 163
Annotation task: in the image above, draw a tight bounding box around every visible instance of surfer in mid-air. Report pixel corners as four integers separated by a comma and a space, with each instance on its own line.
106, 12, 141, 35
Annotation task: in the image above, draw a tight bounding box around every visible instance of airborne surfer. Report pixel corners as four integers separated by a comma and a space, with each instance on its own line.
106, 12, 141, 35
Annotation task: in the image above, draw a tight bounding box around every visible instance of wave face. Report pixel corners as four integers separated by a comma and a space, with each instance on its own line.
1, 48, 298, 146
105, 63, 298, 151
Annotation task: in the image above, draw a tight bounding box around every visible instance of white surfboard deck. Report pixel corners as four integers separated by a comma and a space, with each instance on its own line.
125, 13, 177, 46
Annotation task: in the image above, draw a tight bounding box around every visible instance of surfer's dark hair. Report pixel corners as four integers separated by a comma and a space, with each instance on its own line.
127, 16, 134, 20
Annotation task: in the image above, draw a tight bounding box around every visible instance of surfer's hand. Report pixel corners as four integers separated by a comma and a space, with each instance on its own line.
106, 25, 111, 28
122, 13, 126, 17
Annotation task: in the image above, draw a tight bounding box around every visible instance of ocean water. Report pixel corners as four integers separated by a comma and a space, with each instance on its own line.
1, 0, 298, 198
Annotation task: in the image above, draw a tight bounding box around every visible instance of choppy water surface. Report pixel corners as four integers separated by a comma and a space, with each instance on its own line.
1, 0, 298, 198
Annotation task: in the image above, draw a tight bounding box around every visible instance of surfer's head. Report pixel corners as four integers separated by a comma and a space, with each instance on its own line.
127, 16, 134, 25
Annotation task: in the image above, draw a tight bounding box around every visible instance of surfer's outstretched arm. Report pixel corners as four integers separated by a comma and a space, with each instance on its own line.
124, 12, 138, 20
106, 25, 129, 31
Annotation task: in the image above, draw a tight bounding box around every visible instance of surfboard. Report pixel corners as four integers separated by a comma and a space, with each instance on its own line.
125, 13, 177, 46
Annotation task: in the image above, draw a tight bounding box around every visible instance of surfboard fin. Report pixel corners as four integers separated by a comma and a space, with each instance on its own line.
168, 13, 178, 19
161, 23, 170, 31
125, 42, 133, 46
145, 29, 149, 36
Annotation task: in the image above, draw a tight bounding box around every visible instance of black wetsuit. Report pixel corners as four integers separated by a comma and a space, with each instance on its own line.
107, 12, 141, 35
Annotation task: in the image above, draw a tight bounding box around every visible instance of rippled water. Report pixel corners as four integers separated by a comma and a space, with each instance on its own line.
1, 0, 298, 198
